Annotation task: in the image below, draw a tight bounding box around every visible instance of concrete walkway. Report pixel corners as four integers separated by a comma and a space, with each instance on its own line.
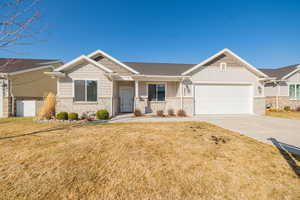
111, 114, 300, 147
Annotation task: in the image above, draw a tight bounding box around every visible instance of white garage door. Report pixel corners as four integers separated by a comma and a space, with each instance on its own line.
194, 84, 253, 114
16, 100, 36, 117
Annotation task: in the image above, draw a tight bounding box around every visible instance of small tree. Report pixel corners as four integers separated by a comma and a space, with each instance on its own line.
1, 0, 46, 67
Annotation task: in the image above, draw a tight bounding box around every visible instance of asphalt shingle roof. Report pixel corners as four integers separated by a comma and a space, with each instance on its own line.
0, 58, 58, 73
123, 62, 195, 76
259, 64, 300, 79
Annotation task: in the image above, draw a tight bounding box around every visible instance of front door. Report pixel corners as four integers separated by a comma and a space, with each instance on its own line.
119, 86, 134, 113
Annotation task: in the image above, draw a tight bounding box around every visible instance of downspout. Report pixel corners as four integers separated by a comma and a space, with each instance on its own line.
180, 78, 183, 110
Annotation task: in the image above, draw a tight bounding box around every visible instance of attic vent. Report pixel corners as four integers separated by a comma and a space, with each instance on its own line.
93, 55, 104, 61
220, 62, 227, 72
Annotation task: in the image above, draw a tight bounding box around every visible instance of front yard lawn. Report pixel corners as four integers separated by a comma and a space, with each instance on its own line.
0, 118, 299, 200
266, 110, 300, 120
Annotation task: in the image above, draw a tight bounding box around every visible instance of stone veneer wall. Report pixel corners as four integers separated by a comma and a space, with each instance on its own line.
266, 96, 300, 110
2, 97, 12, 117
253, 97, 266, 115
134, 97, 193, 116
56, 97, 112, 116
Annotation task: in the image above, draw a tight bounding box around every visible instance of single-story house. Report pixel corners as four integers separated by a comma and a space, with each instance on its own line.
0, 58, 62, 117
47, 48, 270, 116
260, 64, 300, 109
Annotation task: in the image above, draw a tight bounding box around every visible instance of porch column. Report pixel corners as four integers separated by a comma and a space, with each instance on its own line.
180, 80, 183, 110
134, 80, 139, 110
135, 80, 139, 98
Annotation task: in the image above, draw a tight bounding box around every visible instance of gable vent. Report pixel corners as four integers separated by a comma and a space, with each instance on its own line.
93, 55, 104, 62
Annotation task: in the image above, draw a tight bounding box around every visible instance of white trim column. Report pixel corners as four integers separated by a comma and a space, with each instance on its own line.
180, 80, 183, 110
134, 80, 139, 110
135, 80, 139, 98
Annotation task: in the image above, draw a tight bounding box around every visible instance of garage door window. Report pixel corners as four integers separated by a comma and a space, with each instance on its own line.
148, 84, 165, 101
289, 84, 300, 100
74, 80, 97, 102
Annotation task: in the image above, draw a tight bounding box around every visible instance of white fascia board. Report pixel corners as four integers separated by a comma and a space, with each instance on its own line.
281, 65, 300, 80
7, 65, 54, 76
88, 49, 140, 74
182, 48, 268, 78
54, 55, 113, 73
44, 71, 66, 78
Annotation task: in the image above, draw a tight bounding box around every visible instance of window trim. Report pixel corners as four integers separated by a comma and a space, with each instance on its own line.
146, 82, 166, 102
288, 83, 300, 100
73, 79, 98, 102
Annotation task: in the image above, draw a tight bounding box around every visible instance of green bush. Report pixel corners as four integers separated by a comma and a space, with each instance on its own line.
56, 112, 68, 120
96, 109, 109, 120
68, 112, 78, 120
284, 106, 291, 112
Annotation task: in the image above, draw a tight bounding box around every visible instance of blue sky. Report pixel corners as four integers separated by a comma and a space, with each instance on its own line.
2, 0, 300, 68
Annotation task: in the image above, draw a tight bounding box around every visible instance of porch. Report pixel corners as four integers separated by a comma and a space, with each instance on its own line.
113, 76, 193, 116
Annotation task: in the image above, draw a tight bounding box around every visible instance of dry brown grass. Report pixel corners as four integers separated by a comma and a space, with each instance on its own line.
266, 110, 300, 120
0, 118, 299, 200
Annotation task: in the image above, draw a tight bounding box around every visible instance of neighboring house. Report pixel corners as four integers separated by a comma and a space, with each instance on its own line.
0, 58, 62, 117
260, 64, 300, 109
47, 48, 269, 117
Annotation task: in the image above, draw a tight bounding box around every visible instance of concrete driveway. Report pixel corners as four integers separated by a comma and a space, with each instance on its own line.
195, 115, 300, 146
112, 114, 300, 147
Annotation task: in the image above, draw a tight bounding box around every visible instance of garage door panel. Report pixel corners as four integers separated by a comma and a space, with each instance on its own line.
195, 84, 252, 114
16, 100, 36, 117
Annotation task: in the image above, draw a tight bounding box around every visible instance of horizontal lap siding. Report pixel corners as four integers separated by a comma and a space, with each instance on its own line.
97, 57, 133, 76
191, 53, 263, 97
59, 62, 112, 97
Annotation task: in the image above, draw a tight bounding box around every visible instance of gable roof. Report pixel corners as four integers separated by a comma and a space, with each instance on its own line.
123, 62, 195, 76
0, 58, 59, 74
259, 64, 300, 79
181, 48, 268, 77
54, 55, 113, 73
88, 50, 140, 74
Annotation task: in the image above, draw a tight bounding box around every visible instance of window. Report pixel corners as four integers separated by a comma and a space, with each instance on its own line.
148, 84, 165, 101
74, 80, 97, 102
289, 84, 300, 99
220, 62, 227, 72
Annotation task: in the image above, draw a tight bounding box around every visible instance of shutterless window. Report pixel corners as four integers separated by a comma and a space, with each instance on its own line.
74, 80, 97, 102
148, 84, 165, 101
289, 84, 300, 99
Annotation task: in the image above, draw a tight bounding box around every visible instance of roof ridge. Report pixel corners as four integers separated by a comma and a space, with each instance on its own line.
123, 61, 195, 65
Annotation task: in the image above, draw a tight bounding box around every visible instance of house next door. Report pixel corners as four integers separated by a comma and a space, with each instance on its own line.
119, 86, 134, 113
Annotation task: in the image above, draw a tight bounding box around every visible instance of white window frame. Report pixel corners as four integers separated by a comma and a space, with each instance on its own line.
220, 62, 227, 72
146, 83, 166, 102
73, 79, 98, 102
288, 83, 300, 100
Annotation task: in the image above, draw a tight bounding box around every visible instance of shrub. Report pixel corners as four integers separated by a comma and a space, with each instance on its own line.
177, 109, 187, 117
56, 112, 68, 120
284, 106, 291, 112
134, 109, 142, 117
167, 109, 175, 116
156, 110, 164, 117
68, 112, 78, 120
38, 92, 56, 119
96, 109, 109, 120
